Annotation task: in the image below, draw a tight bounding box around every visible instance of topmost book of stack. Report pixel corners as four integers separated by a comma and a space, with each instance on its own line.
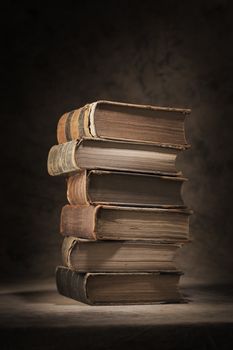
57, 100, 191, 147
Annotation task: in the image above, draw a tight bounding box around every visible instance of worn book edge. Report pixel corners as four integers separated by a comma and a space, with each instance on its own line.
60, 204, 193, 241
57, 100, 191, 146
56, 266, 186, 305
67, 169, 188, 207
48, 137, 189, 176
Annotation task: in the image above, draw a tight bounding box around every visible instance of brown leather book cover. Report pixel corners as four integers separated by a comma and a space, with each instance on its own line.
56, 266, 184, 305
57, 105, 92, 144
61, 237, 182, 272
60, 204, 98, 240
60, 204, 192, 242
57, 100, 191, 147
66, 170, 186, 208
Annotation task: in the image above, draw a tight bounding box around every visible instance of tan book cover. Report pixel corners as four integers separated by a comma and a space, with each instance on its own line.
47, 137, 186, 177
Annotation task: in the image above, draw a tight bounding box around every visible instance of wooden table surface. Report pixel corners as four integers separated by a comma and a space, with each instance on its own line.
0, 278, 233, 349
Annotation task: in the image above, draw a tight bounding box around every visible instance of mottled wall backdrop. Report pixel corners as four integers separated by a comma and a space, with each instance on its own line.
2, 0, 233, 283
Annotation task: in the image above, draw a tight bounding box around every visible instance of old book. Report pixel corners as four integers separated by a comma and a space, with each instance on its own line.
56, 266, 183, 305
62, 236, 181, 272
67, 170, 186, 207
60, 205, 191, 242
47, 138, 185, 177
57, 100, 190, 147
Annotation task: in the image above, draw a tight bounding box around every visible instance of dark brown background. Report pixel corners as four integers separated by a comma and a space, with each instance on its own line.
2, 0, 233, 283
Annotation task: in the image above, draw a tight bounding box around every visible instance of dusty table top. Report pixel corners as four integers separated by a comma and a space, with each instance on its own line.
0, 278, 233, 349
0, 278, 233, 327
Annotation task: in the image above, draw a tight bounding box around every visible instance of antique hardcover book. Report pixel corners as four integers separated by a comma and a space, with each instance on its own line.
60, 205, 191, 241
56, 266, 183, 305
61, 237, 181, 272
66, 170, 186, 207
47, 138, 185, 177
57, 100, 190, 147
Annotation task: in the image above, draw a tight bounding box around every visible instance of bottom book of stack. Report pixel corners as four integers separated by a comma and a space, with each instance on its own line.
56, 266, 183, 305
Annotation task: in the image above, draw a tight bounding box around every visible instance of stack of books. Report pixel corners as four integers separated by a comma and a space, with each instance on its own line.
47, 100, 191, 305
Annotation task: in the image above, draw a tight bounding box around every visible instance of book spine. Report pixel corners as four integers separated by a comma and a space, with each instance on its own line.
47, 141, 79, 176
57, 105, 92, 144
67, 171, 90, 205
56, 266, 90, 304
61, 236, 78, 268
60, 204, 98, 240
